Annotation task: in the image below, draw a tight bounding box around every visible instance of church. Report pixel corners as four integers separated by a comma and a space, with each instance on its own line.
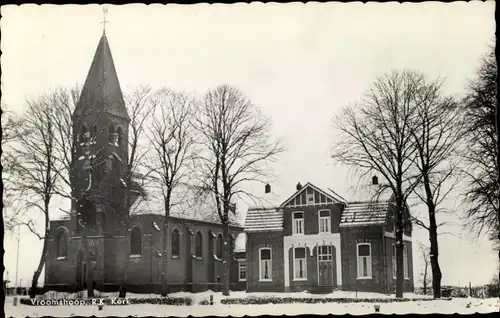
43, 30, 245, 294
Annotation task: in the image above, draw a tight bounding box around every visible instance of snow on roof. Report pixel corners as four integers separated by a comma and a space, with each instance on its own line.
234, 232, 247, 253
340, 201, 389, 227
244, 208, 283, 232
129, 181, 241, 227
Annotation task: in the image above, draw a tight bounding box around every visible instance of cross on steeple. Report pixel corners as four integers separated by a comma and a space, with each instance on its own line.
101, 7, 109, 34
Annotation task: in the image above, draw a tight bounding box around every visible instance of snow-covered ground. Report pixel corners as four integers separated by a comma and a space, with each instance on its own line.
5, 292, 498, 317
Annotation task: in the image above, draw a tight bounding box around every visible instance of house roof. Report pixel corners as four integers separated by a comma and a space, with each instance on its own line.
244, 208, 283, 232
339, 200, 389, 227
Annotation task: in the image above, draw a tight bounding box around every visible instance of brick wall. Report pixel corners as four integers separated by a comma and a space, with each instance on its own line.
45, 214, 243, 293
384, 236, 414, 293
340, 225, 386, 293
247, 232, 284, 292
282, 203, 343, 236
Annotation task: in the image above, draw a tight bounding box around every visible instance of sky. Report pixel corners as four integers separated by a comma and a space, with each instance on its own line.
1, 2, 496, 288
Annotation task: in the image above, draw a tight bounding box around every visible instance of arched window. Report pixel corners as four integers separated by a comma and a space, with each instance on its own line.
117, 126, 124, 146
171, 228, 180, 257
195, 231, 203, 258
56, 230, 68, 258
216, 234, 223, 259
108, 125, 117, 145
130, 227, 142, 256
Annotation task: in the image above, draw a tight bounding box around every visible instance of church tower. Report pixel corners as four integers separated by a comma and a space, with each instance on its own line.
72, 28, 130, 286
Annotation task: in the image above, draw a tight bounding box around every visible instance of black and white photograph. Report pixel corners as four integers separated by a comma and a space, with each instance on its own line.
1, 2, 497, 316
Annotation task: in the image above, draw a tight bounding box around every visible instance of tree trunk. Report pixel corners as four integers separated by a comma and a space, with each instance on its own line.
428, 204, 442, 299
222, 218, 230, 296
423, 262, 428, 295
161, 195, 170, 297
395, 202, 404, 298
30, 207, 50, 298
118, 236, 130, 298
29, 234, 49, 298
82, 232, 94, 298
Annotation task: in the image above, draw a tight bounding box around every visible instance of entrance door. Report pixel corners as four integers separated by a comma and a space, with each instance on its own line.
317, 245, 334, 286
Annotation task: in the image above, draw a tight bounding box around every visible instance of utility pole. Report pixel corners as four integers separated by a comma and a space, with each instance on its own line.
15, 224, 20, 295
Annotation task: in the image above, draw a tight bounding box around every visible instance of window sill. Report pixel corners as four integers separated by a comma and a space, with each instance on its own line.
56, 256, 67, 260
259, 279, 273, 282
293, 278, 308, 282
193, 256, 203, 261
239, 279, 247, 282
357, 276, 372, 280
171, 255, 180, 259
130, 254, 142, 259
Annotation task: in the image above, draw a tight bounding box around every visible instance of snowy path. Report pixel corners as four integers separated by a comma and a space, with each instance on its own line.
5, 296, 498, 316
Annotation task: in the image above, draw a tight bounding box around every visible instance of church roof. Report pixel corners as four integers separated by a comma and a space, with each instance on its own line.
75, 33, 129, 121
129, 180, 242, 227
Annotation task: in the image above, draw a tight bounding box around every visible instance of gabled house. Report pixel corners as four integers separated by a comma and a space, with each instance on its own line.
243, 179, 414, 294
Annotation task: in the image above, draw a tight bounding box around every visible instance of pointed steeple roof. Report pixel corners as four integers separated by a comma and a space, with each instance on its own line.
75, 32, 129, 121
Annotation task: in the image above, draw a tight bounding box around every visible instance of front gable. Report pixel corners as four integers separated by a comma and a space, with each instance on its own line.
280, 183, 345, 208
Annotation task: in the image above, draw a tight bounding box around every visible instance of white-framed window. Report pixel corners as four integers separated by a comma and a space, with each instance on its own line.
357, 243, 372, 279
293, 247, 307, 280
292, 212, 304, 235
318, 245, 333, 261
403, 245, 409, 279
238, 260, 247, 282
259, 248, 272, 281
318, 210, 331, 233
392, 244, 397, 279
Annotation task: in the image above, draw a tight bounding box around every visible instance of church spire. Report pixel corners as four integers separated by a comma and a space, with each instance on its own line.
74, 18, 129, 122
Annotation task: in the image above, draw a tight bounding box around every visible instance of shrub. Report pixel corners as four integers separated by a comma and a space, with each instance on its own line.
220, 297, 450, 305
199, 299, 210, 305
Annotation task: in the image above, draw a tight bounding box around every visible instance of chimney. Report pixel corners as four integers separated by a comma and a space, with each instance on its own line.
372, 176, 379, 185
296, 182, 302, 191
265, 184, 271, 194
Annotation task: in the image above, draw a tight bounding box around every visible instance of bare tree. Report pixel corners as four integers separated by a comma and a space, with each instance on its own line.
194, 84, 283, 296
147, 88, 197, 296
117, 86, 156, 298
10, 93, 62, 298
418, 242, 431, 295
332, 70, 423, 298
408, 76, 465, 298
462, 47, 498, 238
1, 105, 25, 232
